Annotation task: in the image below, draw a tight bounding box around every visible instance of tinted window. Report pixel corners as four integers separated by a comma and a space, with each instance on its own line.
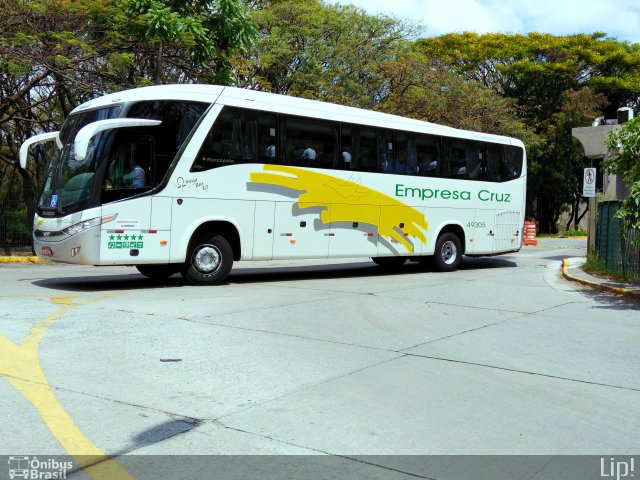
485, 143, 504, 182
255, 111, 278, 164
192, 108, 238, 172
59, 106, 122, 146
284, 116, 337, 168
443, 139, 483, 180
443, 140, 466, 178
125, 100, 207, 186
394, 133, 409, 175
503, 145, 523, 181
340, 125, 355, 169
466, 141, 484, 180
186, 105, 524, 182
379, 131, 394, 173
415, 135, 440, 177
357, 127, 378, 172
192, 108, 276, 172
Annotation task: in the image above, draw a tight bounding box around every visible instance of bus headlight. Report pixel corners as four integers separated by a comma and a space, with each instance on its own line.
62, 214, 117, 237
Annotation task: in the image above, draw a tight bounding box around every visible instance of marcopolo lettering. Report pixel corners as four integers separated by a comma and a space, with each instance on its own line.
395, 184, 471, 201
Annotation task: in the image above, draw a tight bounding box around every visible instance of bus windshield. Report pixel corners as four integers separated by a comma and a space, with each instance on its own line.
37, 100, 209, 215
38, 106, 122, 213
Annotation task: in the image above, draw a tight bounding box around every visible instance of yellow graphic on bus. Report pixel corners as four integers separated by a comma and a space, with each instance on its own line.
250, 165, 428, 252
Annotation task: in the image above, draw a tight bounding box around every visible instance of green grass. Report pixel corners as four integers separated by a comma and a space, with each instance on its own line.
538, 229, 587, 238
583, 250, 608, 276
582, 250, 637, 283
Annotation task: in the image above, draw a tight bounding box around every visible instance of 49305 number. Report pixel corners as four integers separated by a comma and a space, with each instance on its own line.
467, 222, 486, 228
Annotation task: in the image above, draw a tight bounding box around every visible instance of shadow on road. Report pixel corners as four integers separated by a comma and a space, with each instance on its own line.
32, 256, 517, 292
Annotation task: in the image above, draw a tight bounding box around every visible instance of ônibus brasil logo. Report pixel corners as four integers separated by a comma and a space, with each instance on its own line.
7, 456, 73, 479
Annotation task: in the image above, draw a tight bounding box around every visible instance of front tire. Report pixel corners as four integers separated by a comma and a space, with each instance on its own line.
181, 234, 234, 285
433, 232, 462, 272
136, 264, 179, 279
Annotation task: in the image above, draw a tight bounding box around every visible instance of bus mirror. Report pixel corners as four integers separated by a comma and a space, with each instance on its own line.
19, 131, 60, 169
74, 119, 162, 162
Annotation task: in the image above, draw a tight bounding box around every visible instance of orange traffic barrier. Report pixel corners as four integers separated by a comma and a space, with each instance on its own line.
523, 221, 538, 246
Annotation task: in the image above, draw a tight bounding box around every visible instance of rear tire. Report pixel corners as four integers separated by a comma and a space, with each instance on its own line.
181, 234, 233, 285
433, 232, 462, 272
371, 256, 407, 268
136, 264, 179, 279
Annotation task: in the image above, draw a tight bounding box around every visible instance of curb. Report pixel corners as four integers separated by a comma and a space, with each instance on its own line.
562, 258, 640, 299
0, 256, 49, 264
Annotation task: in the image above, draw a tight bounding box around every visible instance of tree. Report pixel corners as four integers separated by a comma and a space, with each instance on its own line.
605, 116, 640, 232
0, 0, 257, 250
116, 0, 257, 85
234, 0, 412, 108
0, 0, 117, 234
378, 45, 533, 139
417, 32, 640, 232
235, 0, 529, 141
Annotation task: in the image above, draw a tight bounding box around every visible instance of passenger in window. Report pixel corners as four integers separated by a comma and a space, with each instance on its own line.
124, 163, 146, 188
380, 153, 393, 173
342, 151, 352, 164
303, 147, 316, 163
265, 144, 276, 160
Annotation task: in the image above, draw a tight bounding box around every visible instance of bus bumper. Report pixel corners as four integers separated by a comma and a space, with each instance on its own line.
33, 227, 102, 265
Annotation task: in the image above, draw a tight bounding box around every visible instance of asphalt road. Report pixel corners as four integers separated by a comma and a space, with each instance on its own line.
1, 237, 638, 480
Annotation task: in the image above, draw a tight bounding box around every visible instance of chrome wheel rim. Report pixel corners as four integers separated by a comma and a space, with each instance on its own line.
441, 240, 457, 265
193, 244, 221, 274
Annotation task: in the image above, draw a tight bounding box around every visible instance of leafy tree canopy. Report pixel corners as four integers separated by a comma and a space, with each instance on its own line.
416, 32, 639, 232
605, 117, 640, 231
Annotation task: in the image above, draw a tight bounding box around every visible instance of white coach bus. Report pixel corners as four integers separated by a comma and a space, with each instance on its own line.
21, 85, 526, 285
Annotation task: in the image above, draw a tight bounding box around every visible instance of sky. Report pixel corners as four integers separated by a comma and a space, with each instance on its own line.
333, 0, 640, 43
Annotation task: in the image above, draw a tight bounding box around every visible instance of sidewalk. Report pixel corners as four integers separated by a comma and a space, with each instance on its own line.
562, 257, 640, 299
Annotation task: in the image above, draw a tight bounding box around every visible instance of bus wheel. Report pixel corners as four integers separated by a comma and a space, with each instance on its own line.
434, 232, 462, 272
371, 256, 407, 268
136, 264, 179, 279
182, 234, 233, 285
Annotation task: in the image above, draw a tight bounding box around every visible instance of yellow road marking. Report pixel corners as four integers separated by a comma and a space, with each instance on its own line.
0, 294, 135, 479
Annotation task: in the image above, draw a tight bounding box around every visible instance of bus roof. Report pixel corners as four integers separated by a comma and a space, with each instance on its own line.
70, 84, 523, 147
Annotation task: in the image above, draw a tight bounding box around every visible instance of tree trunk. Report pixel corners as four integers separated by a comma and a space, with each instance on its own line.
17, 167, 36, 254
154, 42, 163, 85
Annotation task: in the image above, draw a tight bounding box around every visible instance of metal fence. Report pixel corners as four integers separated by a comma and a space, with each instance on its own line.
0, 198, 33, 256
596, 201, 640, 282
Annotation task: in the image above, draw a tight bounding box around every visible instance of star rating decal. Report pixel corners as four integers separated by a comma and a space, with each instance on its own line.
106, 231, 145, 250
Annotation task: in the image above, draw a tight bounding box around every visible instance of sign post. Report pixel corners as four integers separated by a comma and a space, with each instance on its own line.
583, 168, 596, 197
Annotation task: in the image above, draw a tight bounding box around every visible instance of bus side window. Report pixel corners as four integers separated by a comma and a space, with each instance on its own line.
235, 110, 256, 163
256, 111, 278, 164
378, 132, 394, 173
444, 140, 467, 178
102, 135, 154, 207
191, 107, 237, 172
283, 116, 337, 169
394, 132, 409, 174
128, 100, 208, 184
340, 124, 354, 169
485, 143, 503, 182
503, 145, 523, 181
357, 127, 378, 172
415, 135, 439, 177
466, 141, 484, 180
